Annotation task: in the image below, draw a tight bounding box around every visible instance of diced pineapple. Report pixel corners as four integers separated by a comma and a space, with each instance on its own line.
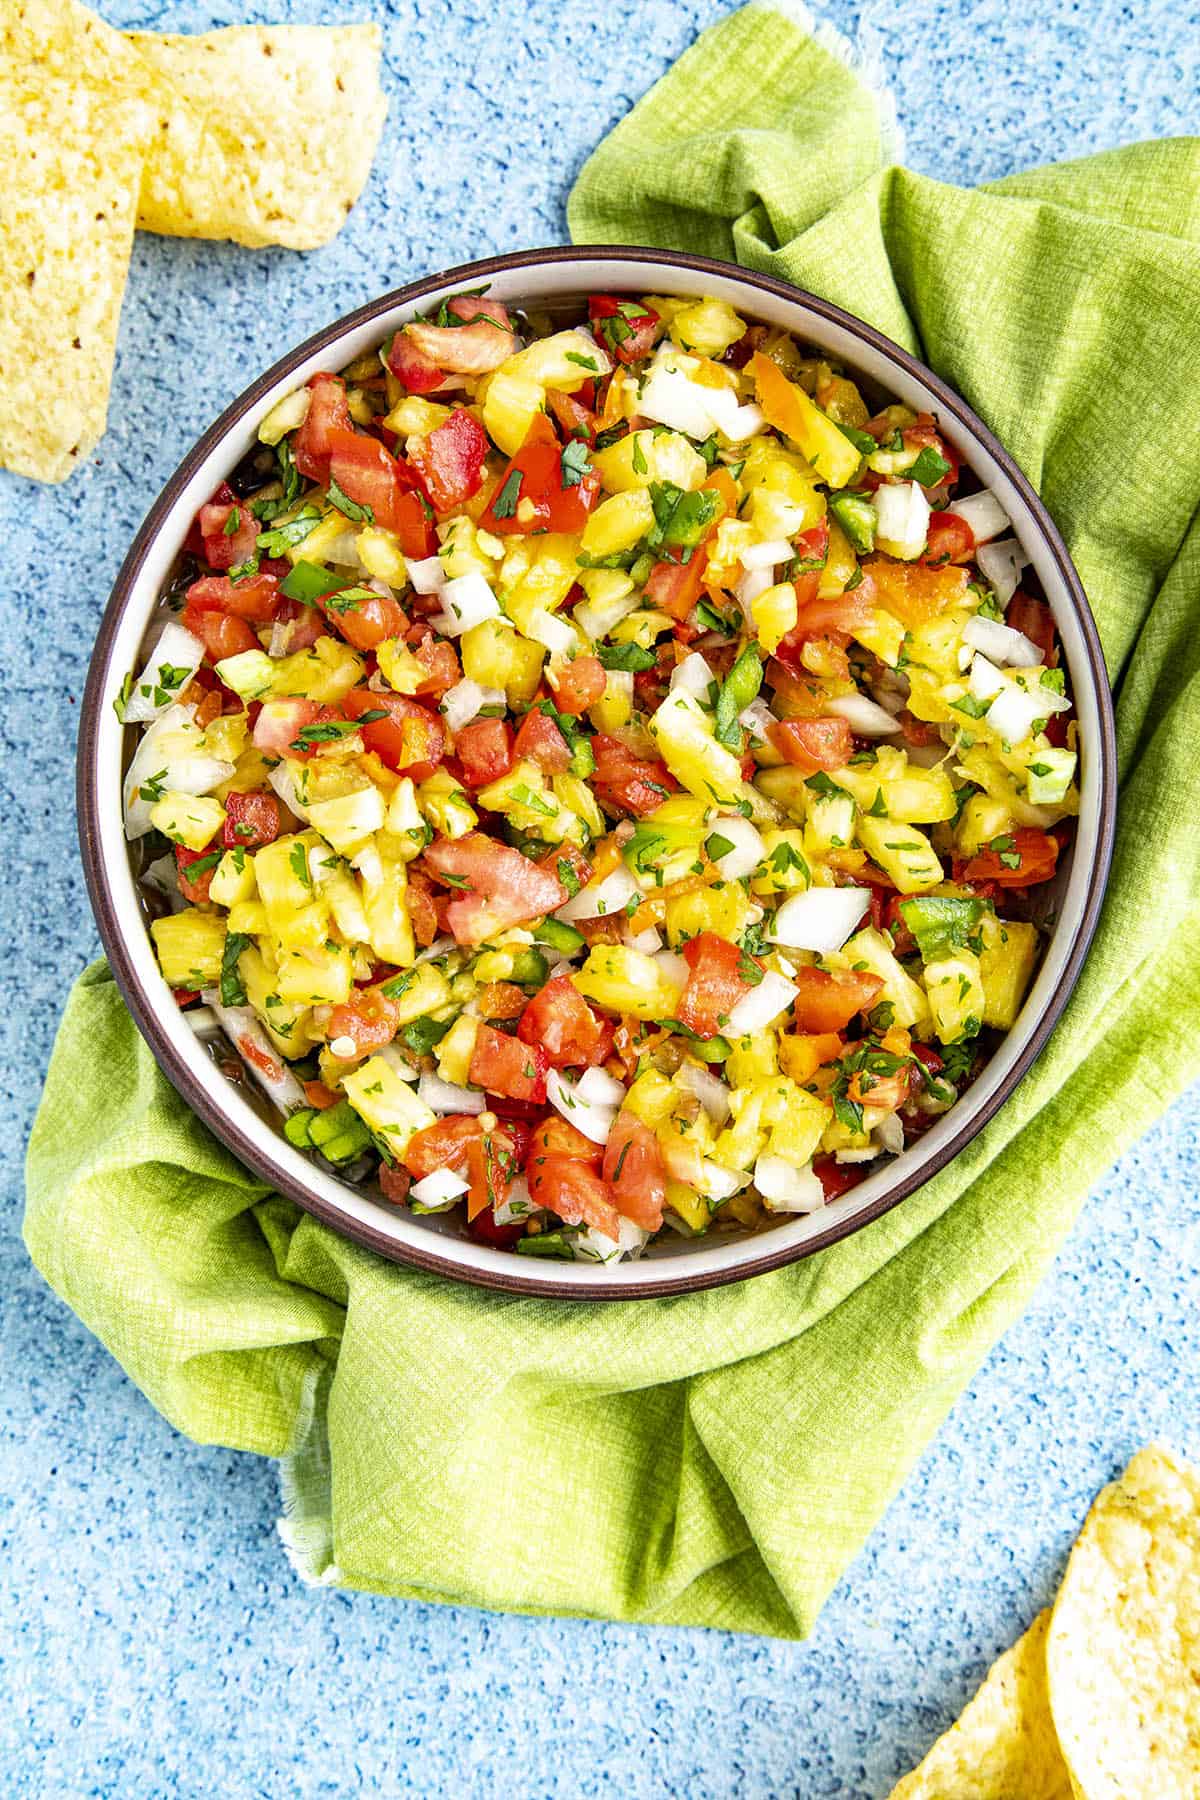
435, 1013, 478, 1087
209, 850, 257, 908
355, 526, 408, 586
270, 636, 365, 703
438, 514, 496, 581
375, 637, 428, 696
573, 946, 683, 1022
851, 608, 907, 668
359, 851, 415, 967
744, 484, 823, 541
805, 787, 857, 854
665, 1177, 711, 1234
817, 518, 859, 599
275, 943, 354, 1007
648, 689, 763, 816
256, 834, 319, 916
955, 792, 1014, 857
816, 367, 870, 429
761, 1080, 832, 1166
623, 1068, 677, 1128
476, 760, 580, 843
200, 713, 250, 765
149, 791, 226, 852
704, 518, 757, 588
552, 772, 604, 840
258, 387, 310, 446
725, 1032, 779, 1088
480, 368, 546, 458
978, 914, 1040, 1030
579, 490, 655, 558
856, 815, 943, 893
306, 783, 386, 854
577, 566, 635, 611
779, 1032, 842, 1084
150, 908, 226, 989
752, 582, 798, 656
417, 769, 477, 838
750, 353, 862, 487
286, 510, 356, 568
668, 296, 747, 358
662, 882, 757, 949
380, 963, 453, 1029
214, 748, 275, 803
382, 395, 451, 440
608, 607, 674, 649
751, 828, 811, 895
505, 329, 611, 393
226, 899, 269, 936
340, 1057, 436, 1157
833, 748, 955, 825
314, 860, 371, 943
239, 945, 314, 1055
591, 429, 707, 495
500, 534, 582, 638
589, 670, 634, 733
461, 617, 544, 708
839, 927, 930, 1032
924, 951, 986, 1045
382, 778, 429, 859
753, 764, 810, 823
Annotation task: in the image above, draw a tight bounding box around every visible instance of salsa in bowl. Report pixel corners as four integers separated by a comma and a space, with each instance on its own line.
82, 249, 1115, 1297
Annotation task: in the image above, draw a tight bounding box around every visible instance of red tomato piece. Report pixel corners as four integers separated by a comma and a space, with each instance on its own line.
768, 717, 854, 773
423, 832, 567, 945
518, 974, 611, 1069
479, 415, 602, 537
322, 584, 409, 654
961, 827, 1060, 889
408, 632, 461, 697
531, 1115, 603, 1164
385, 329, 444, 394
645, 548, 708, 623
552, 655, 606, 717
186, 571, 280, 625
466, 1208, 525, 1249
537, 841, 592, 895
273, 597, 326, 653
469, 1022, 550, 1104
342, 687, 445, 781
602, 1113, 665, 1231
590, 734, 676, 817
791, 967, 884, 1034
408, 408, 489, 514
677, 931, 755, 1040
545, 388, 596, 442
1007, 593, 1058, 663
293, 374, 354, 483
199, 501, 259, 572
813, 1155, 869, 1202
587, 295, 661, 365
378, 1162, 413, 1206
389, 487, 439, 558
512, 706, 571, 774
921, 511, 975, 567
402, 1114, 517, 1222
251, 698, 328, 757
455, 717, 513, 788
182, 604, 258, 662
405, 870, 441, 947
325, 988, 401, 1059
174, 843, 217, 904
221, 791, 281, 850
527, 1155, 622, 1237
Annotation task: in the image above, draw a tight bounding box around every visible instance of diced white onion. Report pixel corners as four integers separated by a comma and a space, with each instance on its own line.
570, 1216, 651, 1263
969, 653, 1007, 702
123, 707, 235, 839
705, 813, 765, 881
697, 1159, 747, 1202
700, 385, 766, 442
985, 680, 1071, 745
624, 925, 662, 955
405, 555, 444, 595
738, 697, 777, 745
963, 615, 1041, 667
258, 386, 310, 446
947, 489, 1010, 545
577, 1066, 627, 1108
410, 1168, 470, 1206
639, 364, 725, 441
441, 677, 504, 734
825, 693, 903, 737
185, 1005, 221, 1040
975, 537, 1029, 608
739, 537, 794, 570
493, 1174, 533, 1228
670, 652, 717, 700
530, 610, 576, 657
202, 995, 306, 1116
652, 948, 690, 989
754, 1154, 825, 1213
736, 564, 774, 617
435, 573, 499, 636
727, 969, 798, 1036
418, 1073, 485, 1116
377, 1043, 421, 1081
872, 480, 931, 558
268, 763, 310, 824
768, 886, 870, 953
123, 622, 205, 724
677, 1062, 731, 1123
546, 1069, 615, 1144
558, 863, 643, 923
414, 934, 457, 965
875, 1111, 905, 1155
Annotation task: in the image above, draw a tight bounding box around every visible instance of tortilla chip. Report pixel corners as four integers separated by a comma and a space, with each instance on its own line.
888, 1609, 1073, 1799
128, 25, 387, 250
0, 71, 146, 481
1046, 1443, 1200, 1800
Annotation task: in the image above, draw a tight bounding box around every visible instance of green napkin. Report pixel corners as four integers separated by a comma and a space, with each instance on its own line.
26, 3, 1200, 1637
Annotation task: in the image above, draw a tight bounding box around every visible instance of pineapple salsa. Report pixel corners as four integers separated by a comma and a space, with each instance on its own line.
121, 288, 1079, 1263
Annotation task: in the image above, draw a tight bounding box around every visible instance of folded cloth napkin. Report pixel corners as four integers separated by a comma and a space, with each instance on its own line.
25, 2, 1200, 1637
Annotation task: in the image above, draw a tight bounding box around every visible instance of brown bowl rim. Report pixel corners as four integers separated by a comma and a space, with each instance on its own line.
77, 244, 1118, 1301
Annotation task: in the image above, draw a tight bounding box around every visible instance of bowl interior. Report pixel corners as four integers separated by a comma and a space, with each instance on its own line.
81, 249, 1115, 1298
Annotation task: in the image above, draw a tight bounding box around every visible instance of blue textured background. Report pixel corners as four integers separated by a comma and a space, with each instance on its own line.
4, 1, 1199, 1793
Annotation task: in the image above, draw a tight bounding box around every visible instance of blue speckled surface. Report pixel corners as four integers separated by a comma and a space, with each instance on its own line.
4, 1, 1200, 1792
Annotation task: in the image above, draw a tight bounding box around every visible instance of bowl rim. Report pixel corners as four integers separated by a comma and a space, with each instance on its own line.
77, 243, 1117, 1301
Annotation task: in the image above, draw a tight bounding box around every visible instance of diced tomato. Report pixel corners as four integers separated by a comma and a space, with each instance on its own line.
405, 870, 441, 947
252, 698, 330, 758
645, 548, 708, 622
602, 1113, 665, 1231
774, 583, 874, 666
175, 843, 217, 904
324, 427, 418, 541
199, 501, 259, 572
531, 1114, 603, 1164
883, 895, 917, 957
792, 967, 884, 1034
343, 687, 445, 781
423, 832, 567, 945
794, 520, 830, 567
591, 734, 676, 817
455, 717, 513, 788
677, 931, 754, 1039
402, 1113, 518, 1222
171, 987, 200, 1008
408, 408, 489, 514
221, 791, 280, 850
518, 973, 612, 1069
847, 1060, 912, 1110
186, 570, 280, 624
480, 415, 602, 537
466, 1207, 525, 1249
303, 1080, 340, 1111
910, 1042, 944, 1091
477, 981, 528, 1021
469, 1022, 549, 1104
378, 1162, 413, 1205
1007, 593, 1057, 664
182, 604, 258, 662
538, 841, 592, 895
904, 413, 960, 488
921, 511, 975, 568
325, 988, 401, 1059
321, 582, 409, 654
961, 827, 1060, 888
862, 557, 969, 627
512, 706, 571, 774
553, 655, 606, 717
545, 388, 596, 441
385, 329, 444, 394
768, 716, 853, 772
391, 486, 439, 559
813, 1155, 869, 1202
273, 597, 326, 653
407, 631, 461, 697
587, 295, 661, 365
527, 1155, 622, 1237
293, 373, 354, 483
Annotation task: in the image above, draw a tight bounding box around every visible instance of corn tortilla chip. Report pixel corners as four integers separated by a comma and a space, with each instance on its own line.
128, 25, 387, 250
0, 71, 146, 481
1046, 1443, 1200, 1800
888, 1609, 1073, 1799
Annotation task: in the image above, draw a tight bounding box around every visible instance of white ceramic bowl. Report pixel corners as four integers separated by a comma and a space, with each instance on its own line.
79, 247, 1116, 1298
